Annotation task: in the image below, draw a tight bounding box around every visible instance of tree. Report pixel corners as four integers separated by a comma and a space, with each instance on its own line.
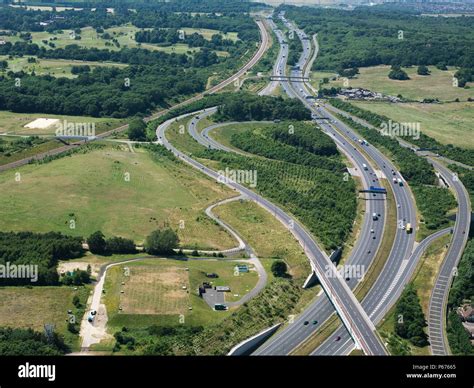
145, 228, 179, 255
388, 65, 409, 80
417, 65, 430, 76
127, 118, 147, 141
271, 261, 288, 278
87, 231, 107, 254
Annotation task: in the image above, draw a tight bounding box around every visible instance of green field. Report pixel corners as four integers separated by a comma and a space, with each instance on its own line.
181, 27, 239, 42
352, 101, 474, 148
0, 110, 125, 135
213, 199, 310, 280
0, 285, 90, 351
0, 55, 127, 78
209, 122, 274, 152
103, 258, 258, 329
313, 65, 474, 102
0, 145, 236, 249
2, 24, 231, 57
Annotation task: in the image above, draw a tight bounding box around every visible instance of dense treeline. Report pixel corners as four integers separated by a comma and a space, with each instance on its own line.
86, 231, 137, 255
281, 4, 474, 85
447, 311, 473, 355
215, 93, 310, 122
411, 186, 456, 231
271, 122, 338, 156
0, 327, 68, 355
449, 165, 474, 204
0, 231, 83, 286
0, 64, 206, 117
230, 122, 344, 172
328, 98, 474, 169
287, 33, 302, 67
195, 147, 356, 251
394, 283, 429, 347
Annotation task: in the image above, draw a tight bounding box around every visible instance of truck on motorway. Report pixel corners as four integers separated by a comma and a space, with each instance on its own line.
363, 163, 368, 171
406, 223, 412, 233
393, 177, 398, 184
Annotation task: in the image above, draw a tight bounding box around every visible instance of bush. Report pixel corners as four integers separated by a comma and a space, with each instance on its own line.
417, 65, 430, 76
271, 261, 288, 278
388, 65, 409, 80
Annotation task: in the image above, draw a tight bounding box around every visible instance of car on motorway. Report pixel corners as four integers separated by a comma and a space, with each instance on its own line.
372, 212, 378, 221
304, 321, 309, 325
335, 336, 341, 342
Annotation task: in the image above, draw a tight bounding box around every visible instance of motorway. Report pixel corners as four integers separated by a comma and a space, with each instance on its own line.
252, 12, 419, 356
427, 161, 471, 355
185, 55, 390, 353
157, 105, 387, 354
325, 96, 472, 355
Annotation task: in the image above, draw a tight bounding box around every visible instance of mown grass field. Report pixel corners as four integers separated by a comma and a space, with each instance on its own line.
103, 258, 258, 329
352, 101, 474, 148
0, 144, 236, 249
0, 285, 90, 351
313, 65, 474, 101
0, 55, 127, 78
0, 110, 125, 135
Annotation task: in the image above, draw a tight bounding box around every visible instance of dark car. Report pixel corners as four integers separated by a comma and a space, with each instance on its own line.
336, 336, 341, 342
304, 321, 309, 325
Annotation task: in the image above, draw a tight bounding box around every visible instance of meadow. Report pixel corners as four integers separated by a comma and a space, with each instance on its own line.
352, 101, 474, 149
0, 144, 236, 249
313, 65, 474, 102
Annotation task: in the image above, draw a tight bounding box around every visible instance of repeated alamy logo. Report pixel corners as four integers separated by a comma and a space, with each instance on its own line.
55, 120, 96, 138
0, 262, 38, 282
380, 119, 420, 140
325, 264, 366, 281
217, 167, 258, 188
